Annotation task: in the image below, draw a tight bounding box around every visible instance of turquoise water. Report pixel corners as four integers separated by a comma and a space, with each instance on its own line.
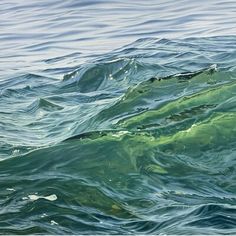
1, 1, 236, 234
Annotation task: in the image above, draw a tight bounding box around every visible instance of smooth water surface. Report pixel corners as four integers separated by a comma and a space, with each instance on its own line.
1, 0, 236, 234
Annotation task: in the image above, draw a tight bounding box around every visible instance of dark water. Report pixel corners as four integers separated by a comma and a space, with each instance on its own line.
1, 0, 236, 235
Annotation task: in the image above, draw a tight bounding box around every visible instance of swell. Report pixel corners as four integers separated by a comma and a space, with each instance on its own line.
1, 37, 236, 234
1, 128, 236, 234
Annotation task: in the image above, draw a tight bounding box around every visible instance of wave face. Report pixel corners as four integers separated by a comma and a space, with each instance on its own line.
1, 36, 236, 234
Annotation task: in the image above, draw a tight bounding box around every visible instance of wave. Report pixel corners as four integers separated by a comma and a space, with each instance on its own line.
1, 37, 236, 234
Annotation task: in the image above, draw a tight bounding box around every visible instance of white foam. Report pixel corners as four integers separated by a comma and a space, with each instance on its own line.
50, 220, 58, 225
6, 188, 15, 191
41, 213, 47, 218
111, 130, 130, 138
28, 194, 57, 201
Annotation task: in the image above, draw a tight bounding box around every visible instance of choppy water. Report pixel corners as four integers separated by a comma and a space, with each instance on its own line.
1, 0, 236, 234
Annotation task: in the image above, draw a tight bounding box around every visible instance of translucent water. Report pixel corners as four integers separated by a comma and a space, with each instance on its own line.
1, 0, 236, 234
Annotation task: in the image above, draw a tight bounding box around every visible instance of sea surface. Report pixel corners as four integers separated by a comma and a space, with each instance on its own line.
1, 0, 236, 234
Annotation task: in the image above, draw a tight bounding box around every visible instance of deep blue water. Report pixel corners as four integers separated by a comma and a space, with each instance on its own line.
1, 0, 236, 234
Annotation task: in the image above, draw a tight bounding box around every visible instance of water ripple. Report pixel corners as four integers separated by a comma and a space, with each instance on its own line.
1, 0, 236, 233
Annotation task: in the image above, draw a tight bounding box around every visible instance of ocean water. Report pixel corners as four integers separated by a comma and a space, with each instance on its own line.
1, 0, 236, 234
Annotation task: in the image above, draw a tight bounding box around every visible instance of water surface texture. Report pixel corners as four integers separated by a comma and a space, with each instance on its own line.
1, 0, 236, 234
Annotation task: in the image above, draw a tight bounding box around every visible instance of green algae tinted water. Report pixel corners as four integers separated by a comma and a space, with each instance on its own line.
1, 36, 236, 234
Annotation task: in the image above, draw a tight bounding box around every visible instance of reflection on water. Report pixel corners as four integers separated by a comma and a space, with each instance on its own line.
1, 0, 236, 78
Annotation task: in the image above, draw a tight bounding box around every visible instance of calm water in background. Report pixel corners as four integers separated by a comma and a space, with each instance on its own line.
1, 0, 236, 234
1, 0, 236, 79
